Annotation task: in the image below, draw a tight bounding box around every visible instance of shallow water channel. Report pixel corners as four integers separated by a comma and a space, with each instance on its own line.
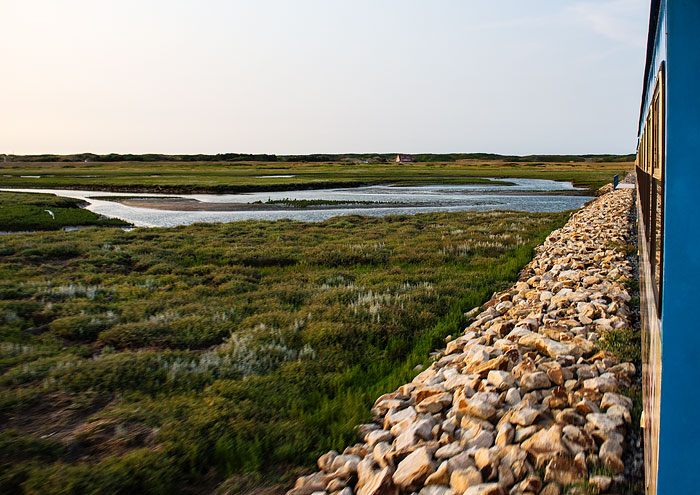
3, 179, 592, 228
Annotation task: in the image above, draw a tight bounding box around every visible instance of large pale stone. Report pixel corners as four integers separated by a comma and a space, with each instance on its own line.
373, 442, 395, 469
607, 404, 632, 424
446, 452, 475, 473
472, 355, 509, 375
504, 388, 521, 405
546, 386, 569, 409
461, 415, 494, 432
497, 464, 514, 488
462, 483, 505, 495
392, 447, 436, 491
520, 371, 552, 392
574, 398, 599, 415
572, 337, 595, 355
462, 429, 495, 450
318, 451, 338, 472
463, 348, 492, 369
444, 415, 459, 432
512, 475, 542, 494
499, 445, 527, 479
510, 407, 539, 426
417, 392, 453, 414
506, 327, 534, 342
495, 301, 513, 313
327, 479, 347, 492
490, 321, 514, 337
610, 362, 636, 378
521, 425, 568, 468
583, 373, 618, 393
435, 442, 463, 459
495, 423, 514, 446
583, 275, 602, 287
386, 406, 417, 427
561, 425, 595, 455
459, 397, 497, 420
546, 365, 565, 385
356, 458, 377, 489
600, 392, 634, 411
373, 397, 407, 415
366, 430, 393, 448
543, 454, 585, 485
487, 370, 515, 390
425, 461, 451, 486
444, 373, 479, 392
474, 448, 500, 480
577, 365, 597, 380
291, 472, 326, 495
604, 453, 625, 473
590, 429, 625, 446
586, 412, 624, 432
415, 386, 448, 404
513, 425, 539, 443
519, 333, 577, 359
540, 483, 561, 495
331, 455, 361, 476
589, 475, 612, 492
450, 467, 483, 493
395, 417, 435, 453
554, 408, 585, 426
419, 486, 452, 495
600, 439, 623, 461
445, 338, 465, 355
511, 357, 536, 378
358, 467, 397, 495
358, 423, 381, 439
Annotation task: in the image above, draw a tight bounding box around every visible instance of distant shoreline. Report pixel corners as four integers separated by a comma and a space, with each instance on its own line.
0, 178, 515, 196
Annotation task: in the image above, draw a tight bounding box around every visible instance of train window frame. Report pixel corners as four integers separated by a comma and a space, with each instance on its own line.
636, 62, 665, 316
651, 64, 665, 315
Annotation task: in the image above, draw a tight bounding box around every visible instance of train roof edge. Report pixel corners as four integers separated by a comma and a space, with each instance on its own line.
638, 0, 662, 136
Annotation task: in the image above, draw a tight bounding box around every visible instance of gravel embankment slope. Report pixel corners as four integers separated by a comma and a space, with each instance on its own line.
289, 188, 638, 495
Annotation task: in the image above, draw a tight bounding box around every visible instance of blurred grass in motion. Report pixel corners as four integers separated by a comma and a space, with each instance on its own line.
0, 209, 569, 494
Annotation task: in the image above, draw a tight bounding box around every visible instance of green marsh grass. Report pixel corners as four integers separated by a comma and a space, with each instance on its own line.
0, 192, 129, 231
0, 209, 569, 494
0, 160, 630, 194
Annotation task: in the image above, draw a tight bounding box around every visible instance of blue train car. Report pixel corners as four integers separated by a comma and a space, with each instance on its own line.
636, 1, 700, 494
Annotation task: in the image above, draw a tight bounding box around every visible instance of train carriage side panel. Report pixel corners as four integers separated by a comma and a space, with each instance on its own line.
655, 1, 700, 493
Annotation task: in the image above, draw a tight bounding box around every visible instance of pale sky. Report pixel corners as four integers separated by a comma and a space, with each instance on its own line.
0, 0, 650, 156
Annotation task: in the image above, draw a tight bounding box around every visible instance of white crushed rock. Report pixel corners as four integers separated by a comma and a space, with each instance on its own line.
289, 188, 636, 495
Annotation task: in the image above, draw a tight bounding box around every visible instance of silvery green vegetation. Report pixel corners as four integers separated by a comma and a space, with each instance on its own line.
0, 204, 568, 494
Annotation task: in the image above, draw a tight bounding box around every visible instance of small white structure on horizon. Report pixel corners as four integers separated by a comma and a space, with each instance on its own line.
395, 154, 414, 163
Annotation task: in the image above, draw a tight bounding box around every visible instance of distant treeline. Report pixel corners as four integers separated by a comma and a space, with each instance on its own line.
410, 153, 635, 163
2, 152, 635, 163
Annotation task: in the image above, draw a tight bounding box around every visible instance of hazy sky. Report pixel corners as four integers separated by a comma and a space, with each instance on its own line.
1, 0, 650, 155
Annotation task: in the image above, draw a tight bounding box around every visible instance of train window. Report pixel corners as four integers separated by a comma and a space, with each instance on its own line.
636, 64, 665, 314
652, 71, 665, 312
654, 178, 664, 310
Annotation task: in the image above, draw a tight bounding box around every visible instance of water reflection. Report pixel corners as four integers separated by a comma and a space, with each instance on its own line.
2, 179, 592, 228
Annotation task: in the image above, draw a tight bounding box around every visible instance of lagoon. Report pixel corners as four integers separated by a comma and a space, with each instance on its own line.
1, 178, 592, 228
